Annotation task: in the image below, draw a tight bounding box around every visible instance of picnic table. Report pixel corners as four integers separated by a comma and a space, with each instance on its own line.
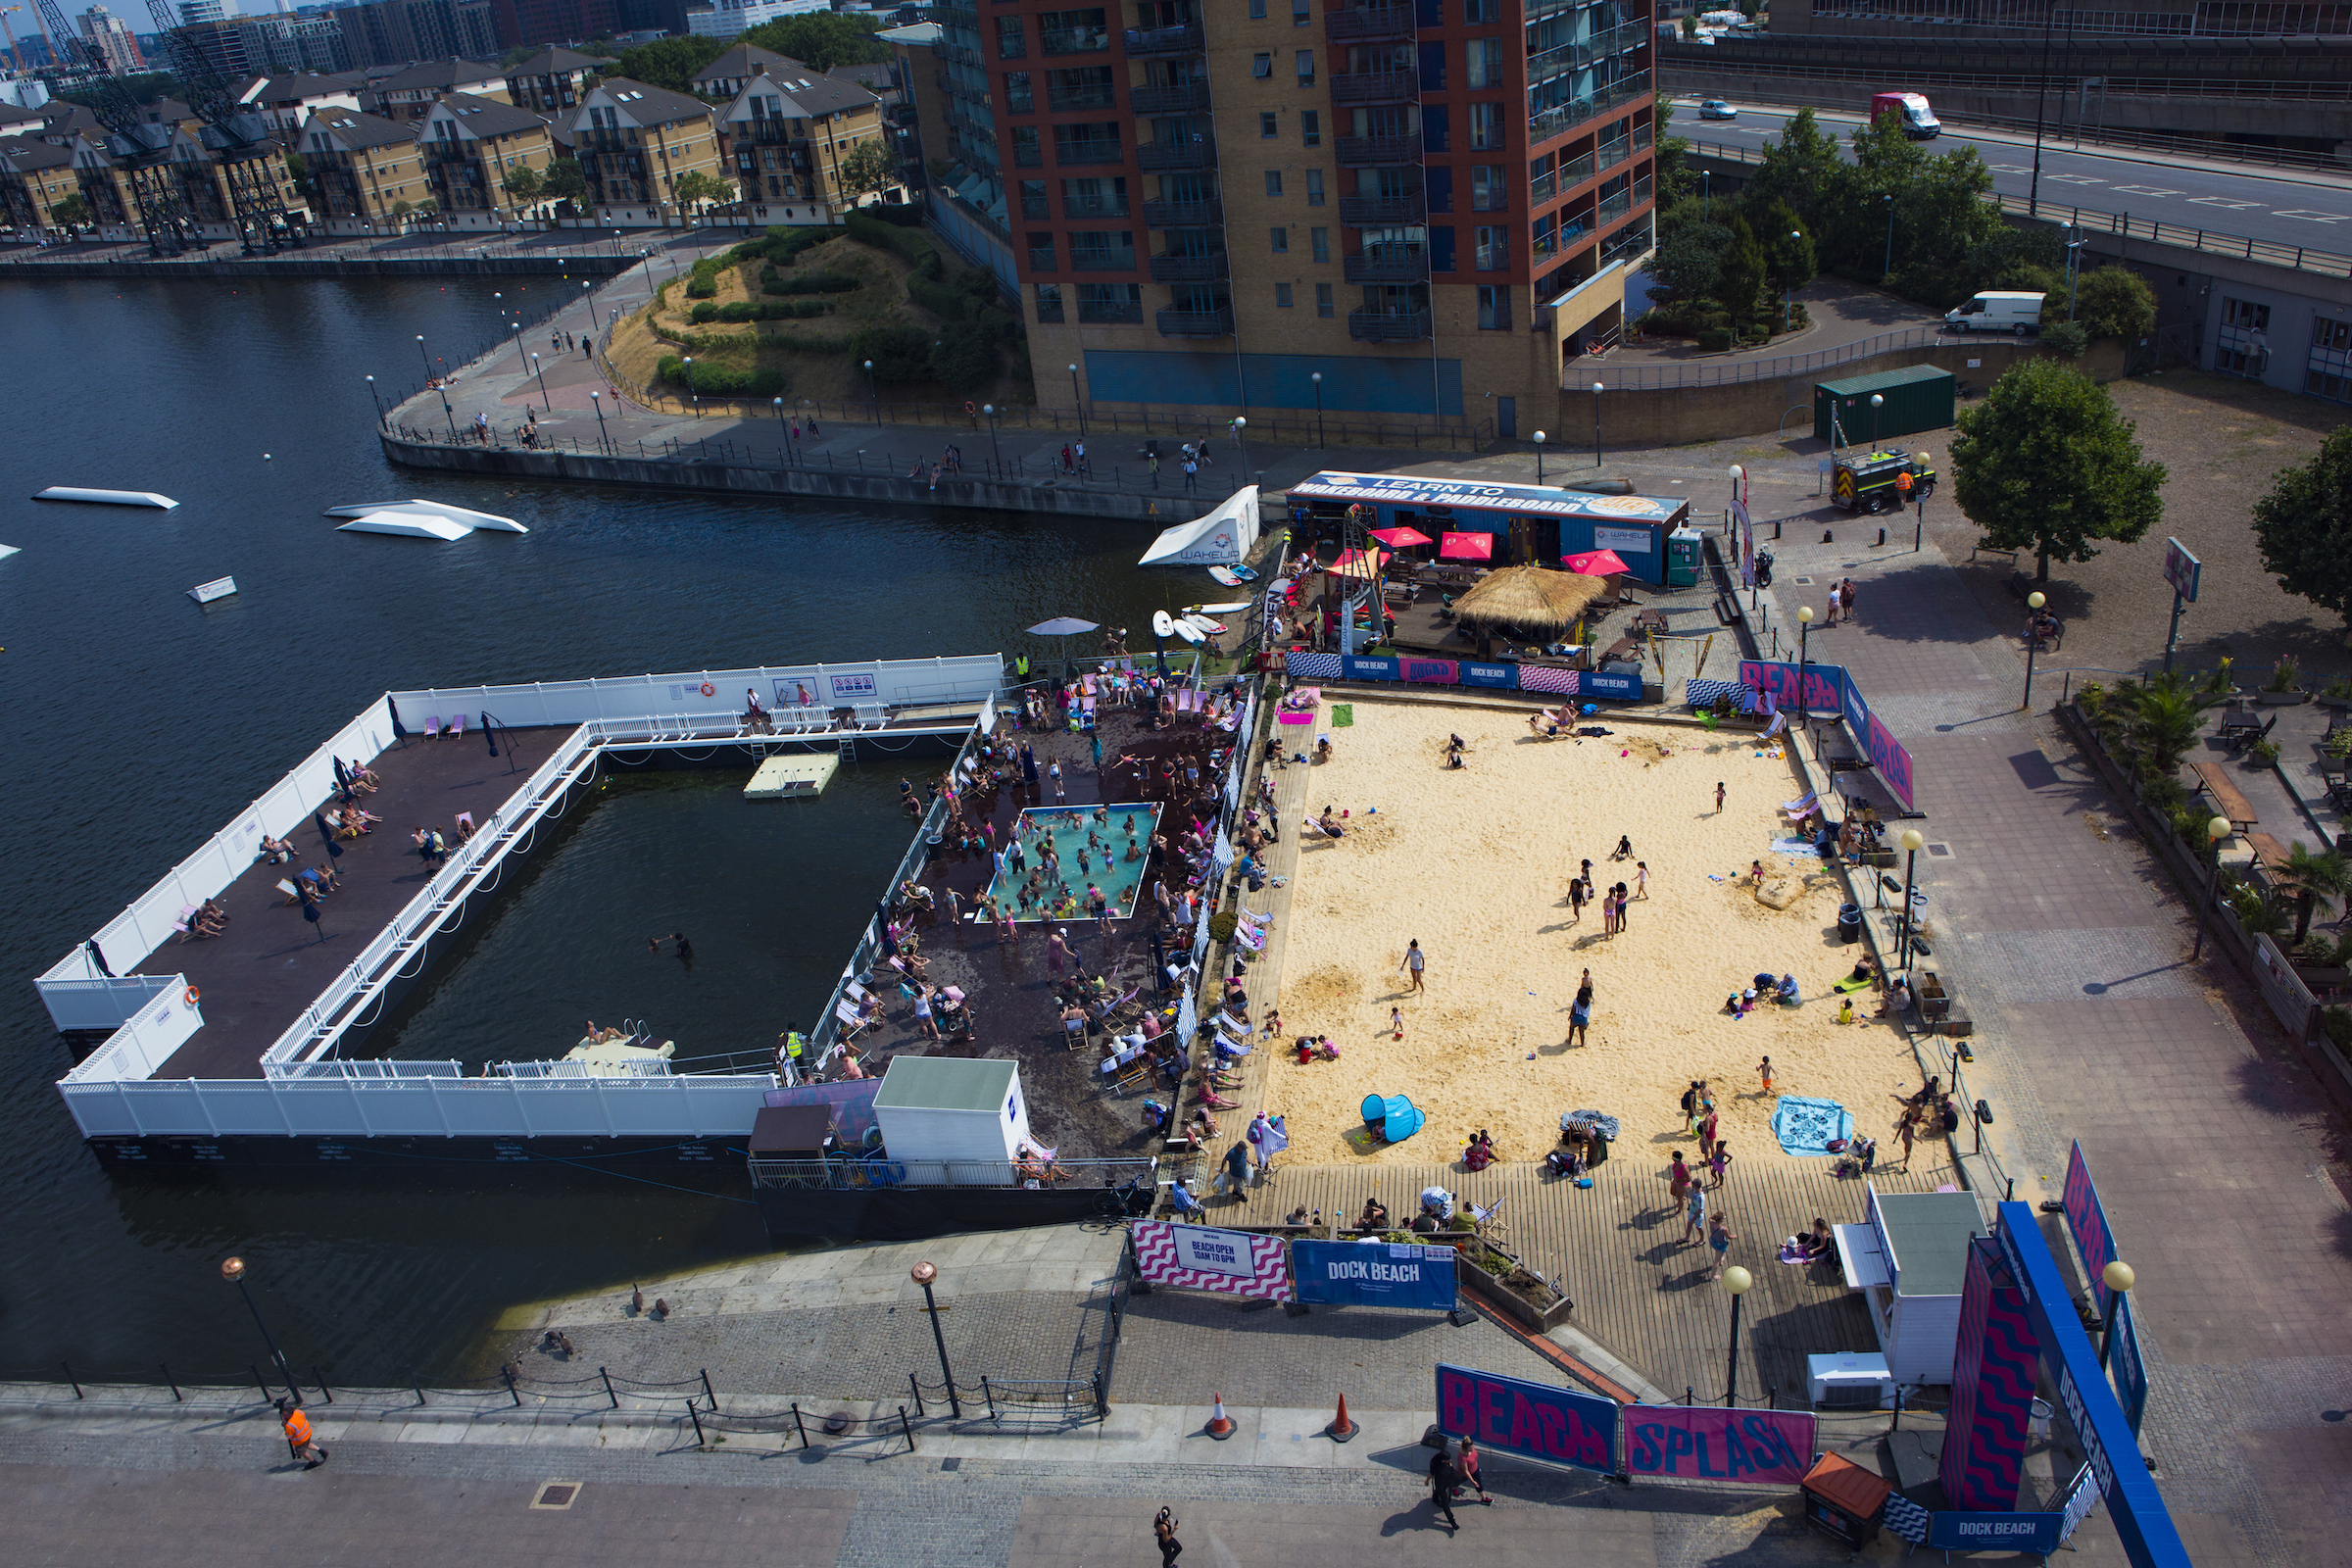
2188, 761, 2260, 832
2217, 703, 2269, 753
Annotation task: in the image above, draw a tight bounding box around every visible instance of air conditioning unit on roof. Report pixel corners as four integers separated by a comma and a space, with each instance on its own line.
1807, 1351, 1896, 1410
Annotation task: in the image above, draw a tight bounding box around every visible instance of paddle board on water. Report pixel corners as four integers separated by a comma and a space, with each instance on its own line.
1152, 610, 1177, 640
1207, 565, 1245, 587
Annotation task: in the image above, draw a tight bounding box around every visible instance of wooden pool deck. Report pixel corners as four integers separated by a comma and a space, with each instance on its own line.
1210, 1144, 1967, 1409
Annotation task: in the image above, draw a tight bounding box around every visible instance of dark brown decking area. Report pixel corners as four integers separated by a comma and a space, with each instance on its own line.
135, 727, 577, 1080
840, 680, 1243, 1162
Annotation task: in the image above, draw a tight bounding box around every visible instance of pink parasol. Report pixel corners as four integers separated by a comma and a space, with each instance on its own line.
1368, 525, 1433, 548
1329, 547, 1391, 578
1439, 532, 1494, 561
1562, 548, 1632, 577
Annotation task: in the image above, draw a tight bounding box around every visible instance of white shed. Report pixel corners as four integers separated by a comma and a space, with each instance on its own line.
1833, 1185, 1983, 1389
872, 1056, 1033, 1177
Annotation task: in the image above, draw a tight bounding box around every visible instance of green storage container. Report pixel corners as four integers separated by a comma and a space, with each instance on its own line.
1813, 364, 1956, 447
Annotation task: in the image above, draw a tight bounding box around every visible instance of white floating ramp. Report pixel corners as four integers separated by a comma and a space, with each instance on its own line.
337, 512, 473, 541
325, 500, 525, 533
745, 754, 839, 800
0, 545, 19, 562
35, 487, 179, 509
188, 576, 237, 604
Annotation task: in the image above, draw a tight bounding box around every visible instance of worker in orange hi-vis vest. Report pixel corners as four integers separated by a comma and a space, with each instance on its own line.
279, 1398, 328, 1469
1894, 467, 1914, 502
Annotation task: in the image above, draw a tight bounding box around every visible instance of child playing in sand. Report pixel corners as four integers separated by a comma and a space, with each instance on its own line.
1391, 1006, 1405, 1042
1837, 998, 1855, 1025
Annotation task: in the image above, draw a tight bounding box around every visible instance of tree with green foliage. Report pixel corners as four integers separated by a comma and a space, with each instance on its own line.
2278, 842, 2352, 943
2108, 667, 2230, 777
1678, 13, 1696, 34
2251, 426, 2352, 639
739, 12, 890, 71
835, 138, 899, 205
1950, 359, 2166, 582
1714, 215, 1769, 334
51, 193, 90, 228
1759, 198, 1815, 328
671, 169, 735, 221
2072, 266, 2156, 342
501, 164, 544, 213
613, 35, 727, 93
1740, 106, 1841, 238
544, 159, 589, 205
854, 322, 934, 382
1649, 91, 1692, 215
1648, 215, 1731, 307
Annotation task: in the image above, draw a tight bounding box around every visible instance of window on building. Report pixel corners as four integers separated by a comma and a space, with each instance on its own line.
1296, 49, 1314, 83
1532, 211, 1556, 259
1468, 101, 1500, 149
1012, 124, 1042, 166
1477, 283, 1509, 329
1470, 165, 1504, 211
1038, 7, 1108, 53
1035, 281, 1064, 321
1077, 281, 1142, 321
996, 16, 1025, 56
1250, 0, 1266, 15
2315, 317, 2352, 352
1047, 65, 1115, 109
1252, 51, 1272, 76
1004, 70, 1032, 112
2223, 298, 2271, 331
1464, 0, 1496, 18
1466, 37, 1501, 88
1316, 280, 1334, 317
1028, 231, 1055, 270
1277, 281, 1294, 307
1305, 168, 1324, 205
1054, 122, 1122, 163
1311, 225, 1329, 262
1261, 111, 1279, 137
1068, 228, 1136, 269
2310, 316, 2352, 402
1529, 152, 1554, 202
1265, 170, 1283, 196
1420, 103, 1448, 152
1473, 223, 1502, 269
1063, 174, 1127, 216
1301, 110, 1320, 147
1271, 225, 1288, 253
1020, 178, 1050, 219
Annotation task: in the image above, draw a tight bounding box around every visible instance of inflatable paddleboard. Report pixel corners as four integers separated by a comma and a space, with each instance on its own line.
1182, 614, 1227, 636
1168, 618, 1204, 645
1185, 601, 1251, 614
1207, 565, 1245, 587
1152, 610, 1177, 640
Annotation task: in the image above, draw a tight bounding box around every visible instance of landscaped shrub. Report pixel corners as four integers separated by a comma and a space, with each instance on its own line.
762, 270, 862, 295
657, 354, 786, 397
851, 322, 933, 382
693, 299, 836, 324
1695, 327, 1734, 351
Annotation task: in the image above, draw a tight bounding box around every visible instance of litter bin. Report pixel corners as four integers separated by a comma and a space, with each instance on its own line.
1838, 903, 1862, 944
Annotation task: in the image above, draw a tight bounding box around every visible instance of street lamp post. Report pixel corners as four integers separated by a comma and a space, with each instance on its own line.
1721, 1265, 1753, 1405
1897, 827, 1925, 970
530, 351, 550, 413
2022, 590, 2046, 710
2095, 1259, 2135, 1373
1784, 229, 1799, 333
590, 390, 610, 451
1533, 429, 1546, 485
910, 1261, 961, 1417
1068, 363, 1085, 435
863, 358, 878, 423
220, 1256, 301, 1405
1591, 381, 1603, 466
1234, 415, 1249, 479
1869, 392, 1884, 450
982, 403, 1003, 473
1882, 193, 1894, 279
504, 310, 528, 376
366, 374, 379, 418
683, 355, 698, 416
1310, 370, 1325, 449
1701, 168, 1710, 221
1796, 606, 1814, 731
2190, 815, 2231, 959
415, 333, 431, 383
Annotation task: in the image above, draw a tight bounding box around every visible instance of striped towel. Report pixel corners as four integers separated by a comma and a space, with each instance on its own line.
1686, 678, 1742, 708
1288, 651, 1343, 680
1881, 1494, 1932, 1544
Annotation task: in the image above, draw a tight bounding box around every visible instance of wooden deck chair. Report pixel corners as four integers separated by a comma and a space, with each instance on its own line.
834, 999, 868, 1038
276, 878, 301, 906
447, 713, 466, 738
173, 904, 198, 941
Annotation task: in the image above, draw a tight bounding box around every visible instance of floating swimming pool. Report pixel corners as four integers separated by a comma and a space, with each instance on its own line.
984, 803, 1162, 922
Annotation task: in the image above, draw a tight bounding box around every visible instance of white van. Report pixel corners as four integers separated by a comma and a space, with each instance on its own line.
1944, 291, 2045, 336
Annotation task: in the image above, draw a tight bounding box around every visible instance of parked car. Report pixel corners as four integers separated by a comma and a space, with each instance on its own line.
1697, 99, 1738, 120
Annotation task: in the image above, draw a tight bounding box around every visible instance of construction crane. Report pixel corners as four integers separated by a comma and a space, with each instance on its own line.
30, 0, 189, 253
139, 0, 301, 254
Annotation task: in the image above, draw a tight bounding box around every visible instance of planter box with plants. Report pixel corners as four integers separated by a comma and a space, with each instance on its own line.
1452, 1236, 1573, 1331
2320, 678, 2352, 711
2259, 656, 2309, 705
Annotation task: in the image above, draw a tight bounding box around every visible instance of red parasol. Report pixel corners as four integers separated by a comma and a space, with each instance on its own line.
1562, 548, 1632, 576
1329, 547, 1391, 578
1368, 525, 1432, 548
1439, 532, 1494, 561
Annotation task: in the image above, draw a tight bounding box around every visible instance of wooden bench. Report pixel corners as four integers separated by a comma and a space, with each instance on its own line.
2245, 831, 2294, 877
2188, 762, 2260, 832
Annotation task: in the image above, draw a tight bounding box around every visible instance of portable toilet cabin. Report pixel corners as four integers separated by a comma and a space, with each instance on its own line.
1664, 526, 1703, 588
871, 1055, 1034, 1182
1832, 1184, 1984, 1388
1813, 364, 1956, 448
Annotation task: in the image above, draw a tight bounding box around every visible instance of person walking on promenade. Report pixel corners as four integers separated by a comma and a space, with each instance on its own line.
1698, 1103, 1719, 1162
1706, 1209, 1739, 1281
1183, 456, 1199, 492
278, 1399, 327, 1468
1400, 939, 1426, 993
1680, 1080, 1700, 1132
1154, 1508, 1183, 1567
1455, 1438, 1493, 1504
1706, 1140, 1734, 1190
1683, 1176, 1708, 1246
1149, 450, 1161, 488
1428, 1447, 1462, 1531
1667, 1150, 1691, 1219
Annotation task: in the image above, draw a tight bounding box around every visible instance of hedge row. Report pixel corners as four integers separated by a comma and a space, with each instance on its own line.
760, 269, 861, 296
658, 353, 786, 397
690, 298, 835, 323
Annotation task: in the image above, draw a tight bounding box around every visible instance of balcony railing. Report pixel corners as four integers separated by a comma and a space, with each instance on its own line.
1150, 251, 1229, 281
1064, 195, 1130, 218
1122, 24, 1203, 55
1028, 246, 1055, 270
1137, 137, 1215, 170
1130, 80, 1210, 114
1336, 134, 1418, 167
1068, 247, 1137, 270
1344, 249, 1427, 282
1339, 190, 1424, 224
1055, 141, 1125, 165
1529, 70, 1650, 144
1330, 68, 1416, 105
1325, 5, 1414, 41
1156, 306, 1233, 336
1041, 24, 1111, 52
1595, 188, 1631, 224
1021, 197, 1051, 220
1348, 307, 1432, 341
1078, 299, 1145, 322
1143, 196, 1222, 225
1597, 137, 1632, 172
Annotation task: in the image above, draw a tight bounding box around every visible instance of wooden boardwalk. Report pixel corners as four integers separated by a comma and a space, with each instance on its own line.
1216, 1142, 1969, 1408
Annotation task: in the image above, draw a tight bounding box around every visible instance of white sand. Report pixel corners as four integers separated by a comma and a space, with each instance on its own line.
1258, 701, 1921, 1171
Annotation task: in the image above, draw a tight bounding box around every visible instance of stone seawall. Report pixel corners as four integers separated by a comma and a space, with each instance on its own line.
0, 255, 643, 282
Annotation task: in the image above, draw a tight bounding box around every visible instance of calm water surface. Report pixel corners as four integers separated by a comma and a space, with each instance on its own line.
0, 276, 1200, 1383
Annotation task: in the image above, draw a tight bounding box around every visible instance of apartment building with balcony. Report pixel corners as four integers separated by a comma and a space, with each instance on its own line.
0, 138, 83, 238
371, 58, 513, 122
297, 106, 428, 234
420, 92, 558, 227
712, 62, 894, 225
969, 0, 1651, 433
565, 76, 724, 226
503, 46, 614, 116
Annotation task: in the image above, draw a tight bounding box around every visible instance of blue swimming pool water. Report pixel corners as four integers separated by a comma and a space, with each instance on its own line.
984, 804, 1162, 922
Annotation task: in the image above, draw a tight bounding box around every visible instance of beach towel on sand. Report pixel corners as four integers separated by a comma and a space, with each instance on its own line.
1772, 1096, 1853, 1156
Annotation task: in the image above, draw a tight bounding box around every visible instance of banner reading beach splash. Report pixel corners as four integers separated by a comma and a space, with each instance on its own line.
1435, 1363, 1617, 1475
1293, 1240, 1457, 1309
1622, 1405, 1817, 1486
1132, 1220, 1295, 1300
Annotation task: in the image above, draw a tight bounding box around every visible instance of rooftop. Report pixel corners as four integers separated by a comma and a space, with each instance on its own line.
373, 57, 508, 94
429, 92, 555, 139
505, 46, 616, 76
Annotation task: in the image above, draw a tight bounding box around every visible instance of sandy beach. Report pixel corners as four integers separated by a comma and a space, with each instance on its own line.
1257, 700, 1922, 1173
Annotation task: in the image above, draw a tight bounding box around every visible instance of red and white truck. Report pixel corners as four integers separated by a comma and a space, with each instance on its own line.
1870, 92, 1941, 140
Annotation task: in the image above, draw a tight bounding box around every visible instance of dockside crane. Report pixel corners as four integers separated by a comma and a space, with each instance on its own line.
138, 0, 302, 254
31, 0, 189, 253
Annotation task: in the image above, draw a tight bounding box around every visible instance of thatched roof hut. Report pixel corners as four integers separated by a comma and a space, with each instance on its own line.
1450, 565, 1608, 642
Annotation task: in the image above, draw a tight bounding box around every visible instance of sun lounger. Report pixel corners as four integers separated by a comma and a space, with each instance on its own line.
447, 713, 466, 738
423, 715, 442, 739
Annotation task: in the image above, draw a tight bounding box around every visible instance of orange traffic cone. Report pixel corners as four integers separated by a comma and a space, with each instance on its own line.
1327, 1393, 1358, 1443
1206, 1393, 1235, 1440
